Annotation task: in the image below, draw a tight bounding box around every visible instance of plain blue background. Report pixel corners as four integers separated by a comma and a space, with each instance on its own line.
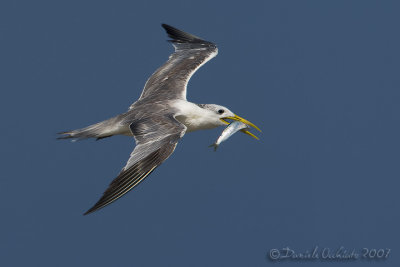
1, 1, 399, 266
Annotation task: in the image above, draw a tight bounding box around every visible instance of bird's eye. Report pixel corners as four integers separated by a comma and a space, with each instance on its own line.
218, 109, 224, 114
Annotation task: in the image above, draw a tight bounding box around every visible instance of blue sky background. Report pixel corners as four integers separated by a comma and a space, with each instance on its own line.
1, 1, 399, 266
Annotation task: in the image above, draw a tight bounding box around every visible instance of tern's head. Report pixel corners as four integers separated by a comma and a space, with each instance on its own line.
198, 104, 261, 139
199, 104, 235, 122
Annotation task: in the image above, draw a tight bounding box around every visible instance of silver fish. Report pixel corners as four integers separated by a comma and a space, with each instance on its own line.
210, 121, 257, 151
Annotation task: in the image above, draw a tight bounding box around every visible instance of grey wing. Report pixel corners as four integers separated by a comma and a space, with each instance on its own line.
133, 24, 218, 104
84, 115, 186, 215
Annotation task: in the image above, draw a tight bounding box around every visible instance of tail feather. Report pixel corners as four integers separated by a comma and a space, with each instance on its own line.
57, 117, 123, 141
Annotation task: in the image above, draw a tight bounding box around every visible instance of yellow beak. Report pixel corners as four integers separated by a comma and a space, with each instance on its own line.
220, 114, 261, 140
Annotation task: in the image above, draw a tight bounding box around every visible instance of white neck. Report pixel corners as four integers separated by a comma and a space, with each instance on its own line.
172, 100, 222, 132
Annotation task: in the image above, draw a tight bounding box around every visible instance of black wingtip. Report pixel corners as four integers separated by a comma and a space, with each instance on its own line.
83, 200, 103, 215
161, 23, 205, 43
83, 208, 94, 216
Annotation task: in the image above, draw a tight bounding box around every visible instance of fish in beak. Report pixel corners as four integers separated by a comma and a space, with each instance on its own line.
220, 114, 261, 140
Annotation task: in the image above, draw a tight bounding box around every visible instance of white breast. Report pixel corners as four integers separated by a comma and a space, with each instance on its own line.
172, 100, 220, 132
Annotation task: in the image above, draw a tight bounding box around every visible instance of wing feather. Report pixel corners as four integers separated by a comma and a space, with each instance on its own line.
84, 116, 186, 215
132, 24, 218, 104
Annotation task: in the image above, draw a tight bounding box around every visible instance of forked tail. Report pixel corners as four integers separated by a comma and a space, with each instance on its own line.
57, 116, 123, 141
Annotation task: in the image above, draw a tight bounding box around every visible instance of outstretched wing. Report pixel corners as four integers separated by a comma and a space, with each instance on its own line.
133, 24, 218, 103
84, 115, 186, 215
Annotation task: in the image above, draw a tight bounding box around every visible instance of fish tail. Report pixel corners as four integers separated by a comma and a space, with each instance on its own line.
208, 143, 219, 152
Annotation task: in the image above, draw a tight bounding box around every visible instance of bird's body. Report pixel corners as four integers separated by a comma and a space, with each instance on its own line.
59, 24, 260, 215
